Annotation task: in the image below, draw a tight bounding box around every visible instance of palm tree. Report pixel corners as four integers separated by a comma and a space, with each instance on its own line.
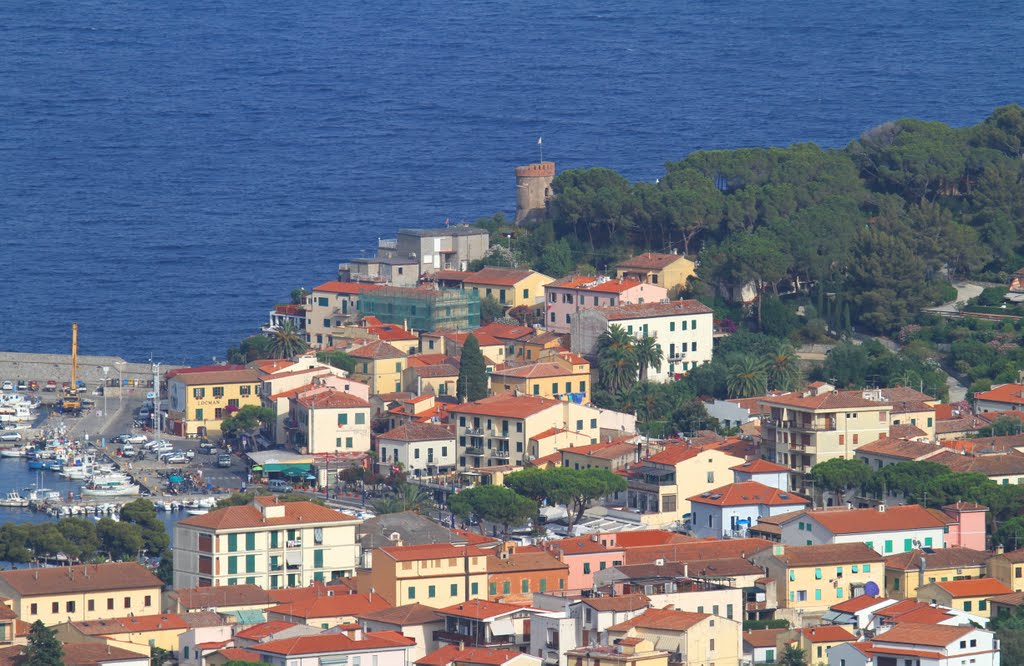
371, 483, 433, 515
765, 341, 802, 390
596, 325, 638, 393
269, 323, 308, 359
634, 335, 664, 382
725, 355, 767, 398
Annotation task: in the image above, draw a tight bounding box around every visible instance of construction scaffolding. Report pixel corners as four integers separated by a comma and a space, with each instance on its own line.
357, 286, 480, 332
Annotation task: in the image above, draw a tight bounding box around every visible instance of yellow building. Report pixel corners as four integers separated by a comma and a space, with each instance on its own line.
987, 547, 1024, 592
916, 578, 1013, 617
348, 340, 408, 395
885, 548, 990, 600
0, 563, 164, 627
166, 365, 263, 437
560, 438, 640, 472
420, 330, 507, 366
54, 613, 189, 656
462, 267, 553, 309
566, 638, 668, 666
404, 363, 460, 397
173, 496, 362, 590
752, 543, 884, 615
364, 543, 489, 608
489, 352, 591, 403
796, 625, 856, 665
606, 608, 741, 666
615, 252, 696, 293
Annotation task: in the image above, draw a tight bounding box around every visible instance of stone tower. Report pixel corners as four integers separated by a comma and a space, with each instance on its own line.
514, 161, 555, 224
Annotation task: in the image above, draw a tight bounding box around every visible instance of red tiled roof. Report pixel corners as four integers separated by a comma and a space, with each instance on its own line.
855, 437, 942, 460
609, 531, 693, 548
269, 593, 391, 619
349, 340, 407, 360
730, 459, 790, 474
645, 444, 701, 465
773, 543, 882, 567
71, 613, 187, 635
624, 538, 771, 565
932, 578, 1012, 597
688, 481, 810, 507
546, 537, 622, 556
254, 631, 414, 656
379, 543, 488, 562
234, 620, 298, 640
416, 645, 524, 666
976, 383, 1024, 406
475, 322, 536, 341
607, 607, 708, 632
580, 593, 650, 612
805, 505, 947, 535
873, 622, 973, 647
358, 603, 442, 626
448, 529, 502, 547
215, 648, 264, 663
929, 449, 1024, 476
378, 423, 454, 442
560, 440, 636, 460
169, 367, 260, 386
743, 628, 785, 648
437, 599, 525, 620
596, 300, 713, 321
549, 276, 646, 294
170, 584, 272, 610
761, 390, 889, 411
296, 390, 370, 409
178, 500, 358, 530
464, 267, 547, 287
448, 394, 561, 419
0, 562, 161, 597
884, 548, 990, 571
370, 325, 418, 342
616, 252, 687, 271
491, 361, 584, 380
800, 625, 856, 643
830, 595, 885, 613
313, 281, 383, 295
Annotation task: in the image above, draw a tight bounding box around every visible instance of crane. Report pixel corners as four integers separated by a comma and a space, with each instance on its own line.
60, 322, 82, 414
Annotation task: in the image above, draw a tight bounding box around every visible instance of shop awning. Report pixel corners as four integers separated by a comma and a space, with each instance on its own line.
285, 551, 302, 566
263, 463, 312, 474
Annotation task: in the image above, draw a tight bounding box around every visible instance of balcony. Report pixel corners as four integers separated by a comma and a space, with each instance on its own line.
465, 447, 484, 456
378, 239, 398, 250
489, 429, 510, 440
668, 352, 687, 362
765, 418, 832, 433
286, 540, 302, 547
492, 449, 511, 460
545, 642, 559, 650
465, 427, 484, 436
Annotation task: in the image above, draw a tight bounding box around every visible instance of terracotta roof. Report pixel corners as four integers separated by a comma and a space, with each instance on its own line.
996, 548, 1024, 564
429, 270, 475, 282
549, 276, 646, 294
349, 340, 407, 360
379, 423, 454, 442
773, 543, 882, 567
370, 325, 419, 342
268, 581, 336, 604
358, 603, 442, 626
166, 363, 247, 378
761, 390, 890, 411
527, 451, 563, 467
935, 416, 984, 435
580, 593, 650, 612
977, 410, 1024, 425
215, 648, 264, 663
448, 529, 502, 547
412, 364, 460, 378
254, 631, 414, 656
888, 424, 929, 439
607, 607, 709, 632
561, 441, 636, 461
295, 390, 369, 409
624, 538, 772, 565
533, 428, 575, 441
805, 505, 947, 535
644, 444, 701, 465
170, 584, 272, 610
618, 557, 763, 579
475, 322, 537, 341
269, 593, 391, 619
595, 300, 713, 321
416, 645, 524, 666
889, 606, 956, 625
743, 628, 785, 648
486, 550, 567, 574
830, 594, 886, 614
988, 591, 1024, 606
71, 613, 187, 635
379, 543, 488, 562
491, 362, 582, 380
610, 531, 693, 548
448, 394, 561, 419
929, 450, 1024, 476
546, 537, 622, 556
437, 599, 525, 620
313, 281, 383, 295
975, 383, 1024, 406
234, 620, 298, 640
688, 481, 810, 507
0, 562, 161, 597
169, 367, 260, 386
873, 622, 973, 647
931, 578, 1012, 597
730, 459, 790, 474
617, 252, 687, 271
855, 436, 942, 460
178, 500, 358, 530
884, 548, 990, 571
800, 625, 856, 642
62, 643, 150, 666
464, 267, 548, 287
408, 354, 460, 368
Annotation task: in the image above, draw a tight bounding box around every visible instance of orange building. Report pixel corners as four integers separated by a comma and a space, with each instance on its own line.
485, 543, 568, 603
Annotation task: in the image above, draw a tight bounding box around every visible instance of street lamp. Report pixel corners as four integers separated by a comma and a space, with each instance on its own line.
115, 361, 126, 409
102, 367, 109, 421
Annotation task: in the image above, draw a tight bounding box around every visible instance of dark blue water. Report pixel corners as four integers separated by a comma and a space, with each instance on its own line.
2, 1, 1022, 364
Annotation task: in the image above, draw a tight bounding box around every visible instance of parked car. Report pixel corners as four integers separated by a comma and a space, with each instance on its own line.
198, 443, 215, 455
123, 434, 148, 445
152, 441, 175, 454
16, 381, 26, 391
121, 444, 137, 457
0, 433, 23, 442
164, 453, 189, 464
44, 380, 57, 392
267, 479, 293, 493
1, 382, 12, 391
217, 453, 232, 468
27, 381, 39, 392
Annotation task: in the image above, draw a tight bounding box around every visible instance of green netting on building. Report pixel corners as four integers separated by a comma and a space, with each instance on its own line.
358, 287, 480, 331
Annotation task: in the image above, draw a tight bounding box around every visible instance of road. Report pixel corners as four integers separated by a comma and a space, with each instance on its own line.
923, 280, 986, 314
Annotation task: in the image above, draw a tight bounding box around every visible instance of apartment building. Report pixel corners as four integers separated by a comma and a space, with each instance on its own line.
463, 267, 553, 309
247, 632, 415, 666
687, 481, 810, 539
173, 496, 362, 590
752, 543, 884, 615
777, 505, 950, 555
488, 352, 591, 403
305, 281, 383, 348
564, 639, 668, 666
380, 226, 490, 275
543, 275, 667, 334
571, 300, 714, 381
605, 608, 742, 666
485, 543, 568, 603
166, 365, 262, 437
615, 253, 696, 292
916, 578, 1012, 618
828, 623, 1000, 666
363, 544, 489, 608
885, 547, 990, 600
348, 341, 408, 395
262, 370, 368, 445
0, 563, 163, 626
760, 384, 893, 491
377, 422, 457, 478
285, 388, 371, 454
448, 395, 601, 469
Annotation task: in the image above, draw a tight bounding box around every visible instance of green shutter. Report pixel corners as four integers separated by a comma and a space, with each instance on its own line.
471, 583, 479, 595
428, 585, 436, 598
489, 583, 497, 596
451, 584, 458, 596
246, 532, 256, 550
228, 557, 238, 574
271, 531, 279, 548
522, 579, 530, 593
228, 534, 238, 552
314, 549, 324, 568
539, 579, 547, 592
503, 581, 510, 594
408, 587, 416, 600
246, 555, 256, 573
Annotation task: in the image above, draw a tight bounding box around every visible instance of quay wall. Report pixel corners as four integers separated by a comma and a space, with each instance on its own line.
0, 351, 185, 387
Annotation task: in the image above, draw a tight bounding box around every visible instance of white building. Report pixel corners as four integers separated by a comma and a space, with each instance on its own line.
530, 610, 579, 666
730, 459, 790, 490
570, 300, 714, 381
248, 631, 415, 666
778, 505, 949, 556
173, 496, 362, 589
376, 422, 457, 478
827, 622, 1000, 666
688, 481, 810, 539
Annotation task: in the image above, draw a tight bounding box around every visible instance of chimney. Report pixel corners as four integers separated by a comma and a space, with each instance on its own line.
683, 563, 688, 578
997, 545, 1005, 555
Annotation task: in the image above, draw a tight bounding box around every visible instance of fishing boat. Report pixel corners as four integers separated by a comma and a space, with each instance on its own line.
81, 476, 140, 497
0, 491, 28, 508
185, 508, 209, 516
0, 447, 27, 458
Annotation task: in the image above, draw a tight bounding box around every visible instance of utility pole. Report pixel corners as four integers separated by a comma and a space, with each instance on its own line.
101, 366, 109, 423
152, 362, 161, 433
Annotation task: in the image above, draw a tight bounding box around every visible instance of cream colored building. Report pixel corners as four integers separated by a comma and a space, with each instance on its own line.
565, 638, 668, 666
606, 608, 741, 666
449, 394, 602, 470
489, 352, 591, 404
54, 613, 189, 656
760, 383, 894, 491
0, 563, 164, 627
349, 340, 408, 395
916, 578, 1013, 618
173, 496, 362, 590
287, 387, 371, 454
262, 371, 369, 445
570, 300, 714, 381
463, 267, 553, 309
362, 543, 489, 608
987, 546, 1024, 592
615, 252, 697, 293
885, 547, 989, 600
305, 281, 383, 348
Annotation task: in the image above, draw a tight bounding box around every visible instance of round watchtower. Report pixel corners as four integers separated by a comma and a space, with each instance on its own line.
514, 161, 555, 224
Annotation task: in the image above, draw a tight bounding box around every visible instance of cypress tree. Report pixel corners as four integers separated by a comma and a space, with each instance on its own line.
457, 334, 488, 402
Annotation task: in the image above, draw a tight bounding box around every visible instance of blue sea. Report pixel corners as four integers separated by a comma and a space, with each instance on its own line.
1, 1, 1022, 365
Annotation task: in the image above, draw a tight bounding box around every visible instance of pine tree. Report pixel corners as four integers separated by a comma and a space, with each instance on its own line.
457, 334, 488, 402
25, 620, 63, 666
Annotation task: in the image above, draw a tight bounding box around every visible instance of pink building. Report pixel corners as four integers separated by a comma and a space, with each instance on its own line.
940, 501, 988, 551
544, 276, 668, 334
544, 535, 625, 591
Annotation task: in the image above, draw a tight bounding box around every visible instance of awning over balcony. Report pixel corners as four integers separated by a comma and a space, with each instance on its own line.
285, 551, 302, 566
641, 467, 674, 477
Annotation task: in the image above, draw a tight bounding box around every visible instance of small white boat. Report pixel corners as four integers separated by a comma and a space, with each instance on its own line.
197, 497, 217, 508
0, 447, 26, 458
0, 491, 28, 508
186, 508, 209, 516
82, 477, 140, 497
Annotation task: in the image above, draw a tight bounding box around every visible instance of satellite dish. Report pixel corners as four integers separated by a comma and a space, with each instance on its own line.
864, 581, 880, 596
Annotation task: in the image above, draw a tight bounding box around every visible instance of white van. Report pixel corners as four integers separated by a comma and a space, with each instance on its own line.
121, 444, 136, 457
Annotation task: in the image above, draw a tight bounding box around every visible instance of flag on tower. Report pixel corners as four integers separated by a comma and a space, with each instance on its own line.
444, 217, 450, 227
537, 137, 542, 145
